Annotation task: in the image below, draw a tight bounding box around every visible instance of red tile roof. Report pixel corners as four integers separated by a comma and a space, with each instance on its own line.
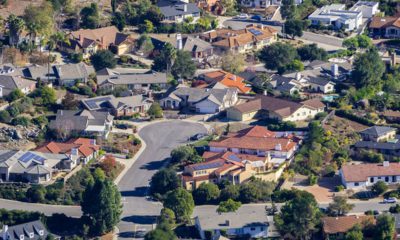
203, 70, 251, 93
35, 138, 99, 157
322, 215, 375, 234
341, 163, 400, 182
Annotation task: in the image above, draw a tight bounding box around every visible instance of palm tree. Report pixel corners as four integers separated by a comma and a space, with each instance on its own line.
46, 32, 70, 82
7, 14, 24, 46
162, 42, 176, 74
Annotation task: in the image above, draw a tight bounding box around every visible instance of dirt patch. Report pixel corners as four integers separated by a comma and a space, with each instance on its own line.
0, 0, 43, 17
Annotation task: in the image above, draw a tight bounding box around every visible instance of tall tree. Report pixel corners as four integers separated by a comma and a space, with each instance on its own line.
152, 43, 177, 73
274, 191, 321, 239
81, 179, 122, 235
345, 224, 363, 240
7, 14, 24, 46
280, 0, 297, 20
284, 19, 308, 39
163, 188, 194, 222
90, 50, 117, 71
351, 48, 385, 89
258, 42, 298, 70
221, 52, 246, 74
171, 50, 196, 79
327, 196, 354, 216
136, 34, 154, 56
192, 183, 220, 205
374, 214, 395, 240
297, 43, 327, 61
149, 168, 180, 196
80, 3, 100, 29
23, 2, 54, 41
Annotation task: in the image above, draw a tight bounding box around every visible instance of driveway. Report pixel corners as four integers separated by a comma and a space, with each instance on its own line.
117, 120, 208, 239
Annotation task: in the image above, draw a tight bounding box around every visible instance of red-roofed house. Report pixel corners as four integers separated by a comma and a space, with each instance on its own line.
182, 151, 270, 190
322, 215, 375, 240
200, 70, 252, 94
35, 138, 100, 165
208, 126, 297, 159
340, 162, 400, 189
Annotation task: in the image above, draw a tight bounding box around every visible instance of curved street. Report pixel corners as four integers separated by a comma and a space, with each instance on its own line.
117, 120, 208, 239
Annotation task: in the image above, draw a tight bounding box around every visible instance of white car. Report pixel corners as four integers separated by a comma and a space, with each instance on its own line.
384, 197, 397, 204
237, 13, 249, 19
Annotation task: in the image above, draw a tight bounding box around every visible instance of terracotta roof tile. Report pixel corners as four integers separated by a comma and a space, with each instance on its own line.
322, 215, 375, 234
341, 162, 400, 182
301, 98, 325, 109
203, 70, 251, 93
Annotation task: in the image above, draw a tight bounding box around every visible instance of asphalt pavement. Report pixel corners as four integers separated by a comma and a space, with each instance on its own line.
116, 120, 208, 239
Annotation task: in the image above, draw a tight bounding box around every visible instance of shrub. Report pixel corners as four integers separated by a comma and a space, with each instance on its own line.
11, 117, 30, 126
0, 110, 11, 123
308, 174, 318, 185
335, 185, 345, 192
133, 138, 141, 146
371, 181, 388, 195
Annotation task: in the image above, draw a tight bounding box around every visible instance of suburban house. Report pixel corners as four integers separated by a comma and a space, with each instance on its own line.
35, 138, 100, 165
160, 85, 238, 113
208, 125, 298, 159
369, 15, 400, 38
240, 0, 302, 8
308, 4, 363, 31
0, 150, 78, 183
201, 24, 278, 53
381, 110, 400, 123
179, 35, 214, 60
62, 26, 134, 58
194, 204, 280, 239
157, 0, 201, 23
226, 95, 325, 122
268, 74, 301, 95
49, 110, 114, 138
199, 70, 251, 94
322, 215, 375, 239
359, 126, 397, 142
81, 95, 153, 117
23, 63, 95, 86
0, 220, 59, 240
283, 71, 336, 94
352, 126, 400, 160
96, 68, 168, 93
340, 161, 400, 188
349, 1, 380, 18
182, 151, 271, 190
0, 75, 36, 98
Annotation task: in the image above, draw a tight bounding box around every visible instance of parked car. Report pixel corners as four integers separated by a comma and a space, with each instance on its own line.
190, 133, 206, 141
384, 197, 397, 204
237, 13, 249, 19
115, 124, 129, 130
251, 15, 263, 22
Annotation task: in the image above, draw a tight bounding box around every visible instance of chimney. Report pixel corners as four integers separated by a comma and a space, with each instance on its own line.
331, 64, 339, 77
232, 75, 237, 81
2, 225, 8, 240
176, 34, 183, 50
263, 90, 267, 96
90, 139, 96, 145
78, 34, 81, 41
391, 52, 397, 66
275, 143, 282, 151
295, 72, 301, 81
183, 3, 187, 12
101, 36, 104, 45
383, 161, 390, 167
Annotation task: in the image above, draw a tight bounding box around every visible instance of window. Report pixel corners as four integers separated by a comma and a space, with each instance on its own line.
370, 177, 374, 183
355, 182, 359, 186
250, 227, 256, 231
385, 176, 389, 182
393, 176, 397, 182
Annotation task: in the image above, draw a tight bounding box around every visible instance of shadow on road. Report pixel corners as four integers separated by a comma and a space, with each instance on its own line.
139, 158, 168, 170
121, 186, 148, 197
121, 215, 158, 224
118, 231, 135, 238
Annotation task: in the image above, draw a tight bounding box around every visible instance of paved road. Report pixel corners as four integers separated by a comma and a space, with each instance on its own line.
117, 120, 208, 239
223, 19, 343, 51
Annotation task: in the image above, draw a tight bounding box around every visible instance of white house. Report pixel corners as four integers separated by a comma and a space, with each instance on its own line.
158, 0, 201, 23
240, 0, 302, 8
308, 4, 363, 31
349, 1, 379, 18
194, 205, 280, 239
340, 162, 400, 189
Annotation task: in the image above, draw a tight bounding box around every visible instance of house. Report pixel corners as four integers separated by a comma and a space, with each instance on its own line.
182, 151, 271, 190
0, 220, 59, 240
157, 0, 201, 23
226, 95, 325, 122
0, 75, 36, 98
194, 204, 280, 239
96, 68, 168, 93
308, 4, 363, 31
269, 74, 302, 95
35, 138, 100, 165
62, 26, 134, 58
81, 95, 153, 117
160, 85, 238, 113
23, 63, 95, 86
369, 15, 400, 38
340, 161, 400, 188
49, 110, 114, 138
240, 0, 302, 8
349, 1, 380, 18
201, 24, 278, 53
208, 125, 298, 159
200, 70, 251, 94
381, 110, 400, 123
359, 126, 397, 142
322, 215, 375, 239
0, 150, 78, 183
179, 35, 214, 60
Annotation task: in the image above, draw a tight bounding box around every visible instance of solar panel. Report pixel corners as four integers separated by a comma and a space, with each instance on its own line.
227, 154, 241, 162
18, 152, 45, 163
249, 29, 262, 36
193, 162, 223, 170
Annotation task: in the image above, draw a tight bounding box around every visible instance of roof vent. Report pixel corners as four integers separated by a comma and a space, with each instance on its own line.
383, 161, 390, 167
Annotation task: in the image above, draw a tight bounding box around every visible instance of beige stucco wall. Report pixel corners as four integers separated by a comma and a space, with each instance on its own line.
227, 108, 259, 121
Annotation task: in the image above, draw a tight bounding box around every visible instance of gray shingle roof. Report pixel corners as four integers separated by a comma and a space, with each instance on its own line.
97, 69, 168, 86
157, 0, 200, 17
359, 126, 396, 138
182, 36, 213, 53
169, 86, 234, 105
0, 75, 35, 96
0, 220, 57, 240
49, 110, 113, 131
